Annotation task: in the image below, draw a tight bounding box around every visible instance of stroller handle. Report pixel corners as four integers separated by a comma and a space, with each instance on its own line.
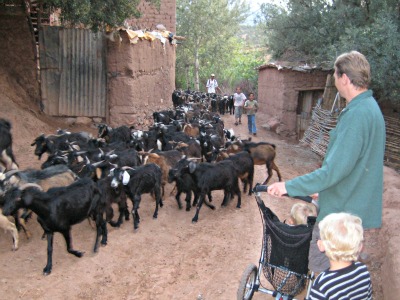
253, 184, 315, 204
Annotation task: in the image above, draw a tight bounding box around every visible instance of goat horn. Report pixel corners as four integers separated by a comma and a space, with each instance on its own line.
19, 183, 43, 191
187, 157, 202, 161
4, 169, 20, 177
122, 166, 134, 170
91, 160, 105, 167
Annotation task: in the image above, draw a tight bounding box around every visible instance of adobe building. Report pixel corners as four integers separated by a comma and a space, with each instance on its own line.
0, 0, 177, 128
107, 0, 177, 127
257, 62, 331, 140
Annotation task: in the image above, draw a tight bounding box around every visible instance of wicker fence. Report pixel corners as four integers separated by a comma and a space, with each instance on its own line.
384, 116, 400, 171
301, 111, 400, 172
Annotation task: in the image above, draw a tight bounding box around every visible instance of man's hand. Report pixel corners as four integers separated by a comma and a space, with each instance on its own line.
267, 182, 287, 197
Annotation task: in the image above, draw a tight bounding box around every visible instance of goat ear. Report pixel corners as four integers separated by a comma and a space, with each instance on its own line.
122, 171, 130, 185
95, 168, 103, 180
188, 161, 197, 173
9, 175, 19, 185
109, 168, 115, 177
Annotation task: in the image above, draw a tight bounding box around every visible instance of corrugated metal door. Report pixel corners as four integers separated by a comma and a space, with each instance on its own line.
39, 26, 106, 117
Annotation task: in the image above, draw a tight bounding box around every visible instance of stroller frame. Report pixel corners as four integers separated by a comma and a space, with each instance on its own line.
237, 190, 316, 300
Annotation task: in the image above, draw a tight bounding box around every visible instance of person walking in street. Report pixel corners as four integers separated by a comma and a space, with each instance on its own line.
267, 51, 386, 273
206, 74, 221, 94
233, 86, 246, 125
244, 92, 258, 135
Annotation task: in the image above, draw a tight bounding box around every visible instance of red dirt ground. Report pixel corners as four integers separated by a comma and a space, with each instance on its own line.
0, 68, 399, 299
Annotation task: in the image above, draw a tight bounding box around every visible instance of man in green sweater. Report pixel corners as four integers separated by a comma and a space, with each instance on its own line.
267, 51, 386, 272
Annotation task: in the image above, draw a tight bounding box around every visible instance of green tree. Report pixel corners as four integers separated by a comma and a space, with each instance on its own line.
176, 0, 250, 92
0, 0, 160, 30
257, 0, 400, 106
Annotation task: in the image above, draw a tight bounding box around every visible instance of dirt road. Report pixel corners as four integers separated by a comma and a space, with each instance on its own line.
0, 109, 393, 299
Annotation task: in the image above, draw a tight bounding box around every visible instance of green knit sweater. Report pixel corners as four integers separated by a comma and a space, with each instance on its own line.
286, 90, 385, 228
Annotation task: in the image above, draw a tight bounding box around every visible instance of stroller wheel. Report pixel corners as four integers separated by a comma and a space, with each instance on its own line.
237, 263, 257, 300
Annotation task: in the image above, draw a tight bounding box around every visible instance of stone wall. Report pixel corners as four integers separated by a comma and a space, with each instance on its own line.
106, 0, 176, 128
258, 67, 330, 138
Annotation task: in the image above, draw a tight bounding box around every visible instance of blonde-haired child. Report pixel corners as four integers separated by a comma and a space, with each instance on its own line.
287, 202, 317, 226
308, 212, 372, 300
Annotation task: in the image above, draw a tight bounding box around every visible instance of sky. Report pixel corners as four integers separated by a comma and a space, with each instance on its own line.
245, 0, 287, 24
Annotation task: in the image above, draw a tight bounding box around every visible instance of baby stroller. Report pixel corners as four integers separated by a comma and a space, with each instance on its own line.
237, 185, 318, 300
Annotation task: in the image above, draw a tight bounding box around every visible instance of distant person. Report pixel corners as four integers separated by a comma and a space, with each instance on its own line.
287, 202, 317, 226
206, 74, 221, 94
267, 51, 386, 273
309, 212, 372, 300
233, 87, 246, 125
244, 92, 258, 136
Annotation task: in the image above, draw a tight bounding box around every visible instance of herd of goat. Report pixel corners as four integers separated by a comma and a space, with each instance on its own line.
0, 90, 282, 275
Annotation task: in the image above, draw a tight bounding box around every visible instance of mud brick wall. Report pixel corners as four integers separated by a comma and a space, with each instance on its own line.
106, 0, 176, 128
258, 68, 329, 137
107, 31, 176, 128
127, 0, 176, 32
0, 6, 40, 104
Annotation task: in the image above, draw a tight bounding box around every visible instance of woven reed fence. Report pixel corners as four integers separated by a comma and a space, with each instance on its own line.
384, 116, 400, 171
300, 107, 400, 172
300, 98, 341, 158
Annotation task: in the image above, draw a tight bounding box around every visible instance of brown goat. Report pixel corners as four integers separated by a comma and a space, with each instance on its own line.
226, 141, 282, 185
182, 123, 200, 138
141, 150, 182, 196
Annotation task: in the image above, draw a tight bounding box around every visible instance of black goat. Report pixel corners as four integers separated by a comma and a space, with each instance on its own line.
215, 151, 254, 195
97, 124, 132, 144
168, 165, 212, 211
31, 132, 92, 160
110, 164, 163, 231
0, 119, 18, 172
174, 158, 241, 223
97, 176, 129, 227
2, 178, 107, 275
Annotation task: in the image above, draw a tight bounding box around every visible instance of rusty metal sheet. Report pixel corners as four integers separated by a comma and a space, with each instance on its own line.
40, 26, 106, 117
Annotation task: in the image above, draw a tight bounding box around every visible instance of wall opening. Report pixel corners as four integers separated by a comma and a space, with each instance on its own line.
296, 90, 324, 140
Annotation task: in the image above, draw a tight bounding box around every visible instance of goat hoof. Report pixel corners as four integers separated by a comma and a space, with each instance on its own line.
43, 269, 51, 276
70, 250, 84, 257
191, 219, 198, 223
109, 221, 120, 228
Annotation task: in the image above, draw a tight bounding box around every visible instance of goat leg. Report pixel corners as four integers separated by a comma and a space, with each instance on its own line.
132, 208, 140, 231
153, 191, 161, 219
184, 192, 191, 211
62, 230, 84, 257
43, 232, 54, 275
221, 191, 231, 207
100, 220, 108, 246
175, 191, 183, 209
94, 216, 107, 252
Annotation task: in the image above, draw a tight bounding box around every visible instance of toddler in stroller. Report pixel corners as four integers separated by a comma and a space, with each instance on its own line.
237, 185, 318, 300
287, 203, 317, 226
